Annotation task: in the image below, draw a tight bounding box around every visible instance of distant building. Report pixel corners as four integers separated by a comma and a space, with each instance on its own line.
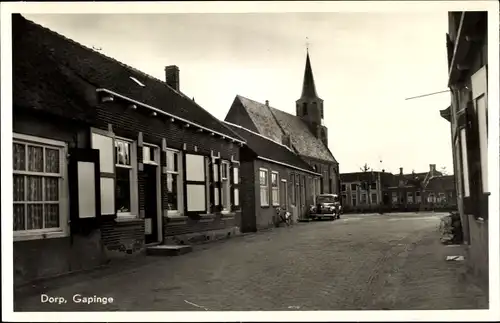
340, 164, 457, 213
339, 170, 394, 212
225, 50, 340, 208
443, 11, 488, 291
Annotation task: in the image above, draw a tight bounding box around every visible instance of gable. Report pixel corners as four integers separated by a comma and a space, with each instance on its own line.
224, 122, 317, 175
224, 97, 260, 134
234, 95, 336, 164
236, 96, 284, 144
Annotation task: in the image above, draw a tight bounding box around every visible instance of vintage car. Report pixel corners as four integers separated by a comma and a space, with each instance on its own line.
309, 194, 342, 220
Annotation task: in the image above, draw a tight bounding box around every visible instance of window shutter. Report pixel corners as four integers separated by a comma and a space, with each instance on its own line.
229, 163, 234, 211
90, 128, 116, 217
231, 164, 241, 211
208, 158, 215, 213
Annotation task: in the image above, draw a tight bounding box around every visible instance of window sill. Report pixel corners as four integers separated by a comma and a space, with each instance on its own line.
14, 230, 68, 242
114, 215, 140, 223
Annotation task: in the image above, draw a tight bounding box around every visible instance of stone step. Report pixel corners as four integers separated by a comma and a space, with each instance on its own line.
146, 245, 193, 256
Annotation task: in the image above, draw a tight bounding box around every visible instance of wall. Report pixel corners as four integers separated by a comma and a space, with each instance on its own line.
467, 215, 489, 291
249, 159, 318, 231
94, 100, 241, 244
303, 156, 337, 194
13, 110, 111, 286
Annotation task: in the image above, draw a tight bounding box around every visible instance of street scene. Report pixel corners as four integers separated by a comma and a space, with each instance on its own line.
3, 1, 496, 319
14, 213, 487, 311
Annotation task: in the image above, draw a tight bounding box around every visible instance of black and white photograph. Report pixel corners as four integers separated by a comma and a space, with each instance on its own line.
1, 1, 499, 321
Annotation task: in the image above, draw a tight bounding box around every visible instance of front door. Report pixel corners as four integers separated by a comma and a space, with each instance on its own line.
144, 164, 158, 244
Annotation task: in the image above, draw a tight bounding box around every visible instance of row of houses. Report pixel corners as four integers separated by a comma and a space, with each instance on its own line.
12, 14, 339, 285
340, 165, 458, 213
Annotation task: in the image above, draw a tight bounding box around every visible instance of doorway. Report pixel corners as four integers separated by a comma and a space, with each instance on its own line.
144, 164, 159, 244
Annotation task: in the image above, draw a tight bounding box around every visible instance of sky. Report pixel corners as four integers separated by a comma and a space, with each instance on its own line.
24, 12, 454, 174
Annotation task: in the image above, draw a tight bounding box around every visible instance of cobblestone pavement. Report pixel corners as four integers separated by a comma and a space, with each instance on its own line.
14, 212, 488, 311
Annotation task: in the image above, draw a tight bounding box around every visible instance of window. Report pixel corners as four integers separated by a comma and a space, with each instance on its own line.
114, 138, 134, 216
370, 183, 377, 190
221, 161, 230, 211
427, 193, 436, 203
271, 172, 279, 206
415, 191, 422, 204
260, 169, 269, 206
290, 173, 295, 206
213, 161, 220, 207
13, 134, 67, 239
303, 102, 308, 115
438, 193, 447, 204
407, 192, 414, 204
342, 194, 347, 204
471, 65, 488, 193
350, 183, 357, 191
295, 174, 300, 205
371, 193, 377, 204
341, 184, 346, 192
360, 193, 367, 204
166, 149, 182, 213
351, 193, 357, 207
460, 129, 470, 197
391, 192, 398, 203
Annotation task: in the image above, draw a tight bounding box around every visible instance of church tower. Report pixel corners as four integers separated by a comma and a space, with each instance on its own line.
295, 50, 328, 147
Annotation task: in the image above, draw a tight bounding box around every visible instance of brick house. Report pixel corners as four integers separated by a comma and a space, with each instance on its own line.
442, 11, 488, 291
12, 14, 245, 285
224, 51, 340, 220
224, 122, 321, 231
385, 165, 445, 212
339, 170, 394, 213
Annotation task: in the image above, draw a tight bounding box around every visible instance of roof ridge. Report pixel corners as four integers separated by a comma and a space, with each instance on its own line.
223, 120, 293, 152
21, 15, 192, 99
20, 14, 241, 140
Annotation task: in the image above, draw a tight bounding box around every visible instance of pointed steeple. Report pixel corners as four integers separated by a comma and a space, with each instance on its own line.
300, 50, 319, 99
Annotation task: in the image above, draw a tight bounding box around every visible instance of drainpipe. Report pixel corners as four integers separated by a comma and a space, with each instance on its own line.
451, 85, 470, 244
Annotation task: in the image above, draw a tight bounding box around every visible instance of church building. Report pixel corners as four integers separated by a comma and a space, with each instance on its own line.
224, 50, 340, 221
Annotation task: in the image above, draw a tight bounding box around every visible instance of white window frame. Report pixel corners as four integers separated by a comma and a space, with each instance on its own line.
271, 171, 280, 206
114, 137, 139, 219
13, 133, 69, 241
360, 193, 367, 204
391, 192, 398, 203
259, 168, 269, 207
351, 193, 357, 206
371, 193, 378, 204
166, 148, 184, 216
459, 128, 470, 197
438, 192, 446, 203
427, 193, 436, 203
471, 65, 488, 193
221, 160, 231, 212
407, 192, 414, 204
415, 191, 422, 204
233, 166, 240, 207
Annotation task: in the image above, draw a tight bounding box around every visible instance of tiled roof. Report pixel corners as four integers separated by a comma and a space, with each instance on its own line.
426, 175, 456, 192
13, 14, 240, 139
223, 122, 318, 175
232, 95, 337, 163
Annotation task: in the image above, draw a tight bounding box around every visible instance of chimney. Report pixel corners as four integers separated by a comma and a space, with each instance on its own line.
399, 167, 403, 175
265, 100, 269, 107
429, 164, 436, 175
164, 65, 179, 91
382, 169, 385, 173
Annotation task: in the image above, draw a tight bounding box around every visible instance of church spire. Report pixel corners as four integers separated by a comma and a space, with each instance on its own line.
300, 50, 319, 99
